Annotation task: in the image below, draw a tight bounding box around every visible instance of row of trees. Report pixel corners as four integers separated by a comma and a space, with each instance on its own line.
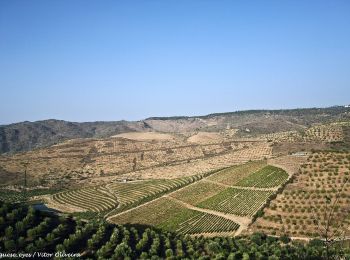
0, 201, 349, 259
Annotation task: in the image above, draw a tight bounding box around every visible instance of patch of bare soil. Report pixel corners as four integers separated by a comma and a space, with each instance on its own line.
42, 195, 86, 213
112, 132, 178, 141
187, 132, 224, 144
272, 142, 327, 156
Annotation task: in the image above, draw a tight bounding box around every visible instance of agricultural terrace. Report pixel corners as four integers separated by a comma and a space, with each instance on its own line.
52, 186, 118, 212
110, 161, 288, 236
170, 181, 225, 204
303, 125, 343, 142
173, 213, 240, 235
251, 151, 350, 238
109, 197, 239, 235
106, 175, 201, 207
235, 165, 288, 188
1, 202, 337, 259
262, 131, 301, 143
207, 160, 266, 186
50, 175, 203, 214
49, 159, 289, 236
261, 123, 348, 143
197, 188, 274, 217
0, 189, 60, 203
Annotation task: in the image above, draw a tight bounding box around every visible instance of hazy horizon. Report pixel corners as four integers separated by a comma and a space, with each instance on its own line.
2, 104, 349, 126
1, 1, 350, 124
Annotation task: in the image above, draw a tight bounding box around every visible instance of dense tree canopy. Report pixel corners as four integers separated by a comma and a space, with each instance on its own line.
0, 201, 349, 259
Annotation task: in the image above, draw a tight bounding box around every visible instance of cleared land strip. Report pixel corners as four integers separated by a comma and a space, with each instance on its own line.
164, 195, 251, 236
202, 179, 277, 192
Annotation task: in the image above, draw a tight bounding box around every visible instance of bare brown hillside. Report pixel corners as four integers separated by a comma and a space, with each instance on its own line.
1, 106, 349, 154
0, 130, 271, 188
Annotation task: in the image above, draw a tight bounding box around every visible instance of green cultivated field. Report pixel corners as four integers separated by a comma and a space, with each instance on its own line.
197, 188, 273, 217
110, 198, 185, 227
235, 165, 288, 188
0, 202, 337, 259
51, 175, 204, 214
107, 175, 201, 207
47, 161, 288, 236
52, 186, 118, 212
110, 197, 240, 234
207, 160, 266, 186
170, 180, 225, 204
174, 213, 239, 234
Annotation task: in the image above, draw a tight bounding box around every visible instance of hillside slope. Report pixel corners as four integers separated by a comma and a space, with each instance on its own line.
1, 106, 349, 154
0, 120, 149, 154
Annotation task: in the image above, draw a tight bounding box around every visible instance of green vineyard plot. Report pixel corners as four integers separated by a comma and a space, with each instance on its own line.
110, 198, 185, 227
169, 180, 225, 204
0, 202, 329, 259
110, 197, 240, 234
174, 213, 239, 234
51, 175, 202, 214
49, 162, 288, 236
160, 210, 239, 235
235, 165, 288, 188
207, 161, 266, 186
197, 188, 273, 217
107, 175, 201, 207
52, 187, 118, 212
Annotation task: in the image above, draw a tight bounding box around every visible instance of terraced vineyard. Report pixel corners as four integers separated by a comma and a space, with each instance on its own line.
110, 197, 240, 235
106, 175, 202, 207
109, 161, 288, 236
0, 202, 337, 259
170, 180, 225, 204
235, 165, 288, 188
197, 188, 274, 217
175, 212, 239, 234
52, 186, 118, 212
110, 198, 185, 226
207, 160, 266, 186
47, 158, 289, 236
49, 174, 207, 214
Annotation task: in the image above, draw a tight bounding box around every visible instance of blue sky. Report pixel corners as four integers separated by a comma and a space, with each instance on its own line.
1, 1, 350, 124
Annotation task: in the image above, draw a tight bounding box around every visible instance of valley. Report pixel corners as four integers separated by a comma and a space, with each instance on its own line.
1, 108, 350, 246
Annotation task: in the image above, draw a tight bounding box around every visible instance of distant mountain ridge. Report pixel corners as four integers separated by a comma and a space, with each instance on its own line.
0, 119, 148, 154
1, 106, 350, 154
146, 106, 349, 120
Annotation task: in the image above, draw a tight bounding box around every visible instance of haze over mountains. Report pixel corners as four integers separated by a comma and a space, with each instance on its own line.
1, 106, 350, 154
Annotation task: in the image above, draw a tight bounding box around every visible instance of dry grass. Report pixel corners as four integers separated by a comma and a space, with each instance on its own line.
111, 132, 177, 141
0, 135, 272, 188
187, 132, 224, 144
